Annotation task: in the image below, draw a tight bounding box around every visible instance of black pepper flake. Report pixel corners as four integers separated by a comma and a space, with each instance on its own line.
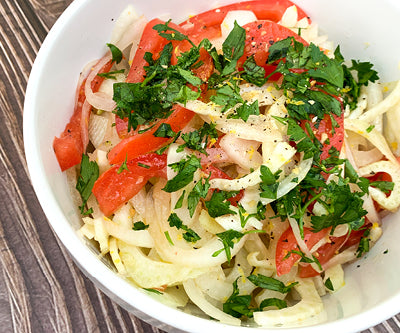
257, 24, 263, 29
269, 39, 274, 45
282, 239, 288, 243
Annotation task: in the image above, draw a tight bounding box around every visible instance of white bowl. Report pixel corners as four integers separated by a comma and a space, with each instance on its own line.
24, 0, 400, 332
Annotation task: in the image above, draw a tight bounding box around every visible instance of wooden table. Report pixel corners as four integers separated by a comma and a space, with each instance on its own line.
0, 0, 399, 332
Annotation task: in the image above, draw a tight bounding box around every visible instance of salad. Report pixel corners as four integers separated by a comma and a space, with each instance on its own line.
53, 0, 400, 327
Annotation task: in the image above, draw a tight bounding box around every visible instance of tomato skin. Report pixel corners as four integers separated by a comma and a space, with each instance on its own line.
53, 60, 112, 171
238, 20, 308, 74
108, 105, 194, 165
93, 153, 167, 216
180, 0, 309, 42
275, 226, 328, 276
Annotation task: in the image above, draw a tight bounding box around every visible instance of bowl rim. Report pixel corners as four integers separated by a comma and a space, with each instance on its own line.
23, 0, 400, 332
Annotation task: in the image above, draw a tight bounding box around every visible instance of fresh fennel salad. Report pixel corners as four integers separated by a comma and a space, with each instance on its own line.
53, 0, 400, 327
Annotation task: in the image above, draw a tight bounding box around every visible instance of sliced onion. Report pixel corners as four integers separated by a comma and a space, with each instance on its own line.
209, 142, 296, 192
85, 54, 116, 112
345, 118, 398, 164
88, 114, 109, 148
219, 134, 262, 170
359, 80, 400, 122
195, 147, 230, 165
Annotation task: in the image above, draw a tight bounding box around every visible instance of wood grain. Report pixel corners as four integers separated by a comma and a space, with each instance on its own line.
0, 0, 399, 332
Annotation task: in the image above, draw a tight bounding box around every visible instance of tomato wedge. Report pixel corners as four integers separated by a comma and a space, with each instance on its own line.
92, 153, 167, 216
298, 234, 347, 278
53, 60, 112, 171
126, 18, 167, 83
275, 226, 328, 276
180, 0, 309, 42
238, 20, 308, 78
108, 105, 194, 165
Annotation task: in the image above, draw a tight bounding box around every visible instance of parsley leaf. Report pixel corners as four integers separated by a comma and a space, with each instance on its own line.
168, 213, 201, 243
97, 69, 125, 80
76, 155, 99, 215
133, 221, 149, 230
228, 100, 260, 122
187, 176, 210, 217
177, 122, 218, 154
247, 274, 298, 293
153, 123, 177, 138
259, 298, 287, 310
117, 155, 129, 174
221, 21, 246, 75
311, 181, 367, 233
259, 165, 281, 199
324, 277, 334, 291
153, 20, 195, 47
107, 43, 123, 64
356, 229, 371, 257
212, 230, 245, 264
205, 191, 237, 218
242, 55, 266, 86
163, 154, 201, 192
223, 279, 253, 318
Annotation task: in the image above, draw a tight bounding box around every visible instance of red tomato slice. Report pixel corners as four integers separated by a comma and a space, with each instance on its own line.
276, 226, 328, 276
93, 153, 167, 216
126, 18, 167, 83
108, 105, 194, 165
238, 20, 308, 78
53, 60, 112, 171
298, 234, 347, 278
298, 223, 370, 278
180, 0, 309, 42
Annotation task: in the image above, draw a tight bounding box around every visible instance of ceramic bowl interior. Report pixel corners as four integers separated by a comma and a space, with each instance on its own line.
24, 0, 400, 332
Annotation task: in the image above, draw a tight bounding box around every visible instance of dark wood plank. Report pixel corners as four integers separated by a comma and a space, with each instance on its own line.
0, 0, 398, 332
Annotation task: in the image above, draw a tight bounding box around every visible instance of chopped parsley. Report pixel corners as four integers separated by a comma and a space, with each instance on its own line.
223, 275, 294, 318
117, 155, 129, 174
259, 165, 282, 199
356, 229, 371, 257
97, 69, 125, 79
143, 288, 163, 295
164, 231, 174, 245
76, 155, 99, 215
204, 190, 237, 218
324, 277, 334, 291
107, 43, 123, 64
177, 122, 218, 154
168, 213, 201, 243
247, 274, 298, 293
132, 221, 149, 231
187, 176, 211, 217
162, 154, 201, 193
223, 279, 253, 318
212, 229, 245, 264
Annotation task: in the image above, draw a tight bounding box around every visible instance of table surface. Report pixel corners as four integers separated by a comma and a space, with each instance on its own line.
1, 0, 400, 332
